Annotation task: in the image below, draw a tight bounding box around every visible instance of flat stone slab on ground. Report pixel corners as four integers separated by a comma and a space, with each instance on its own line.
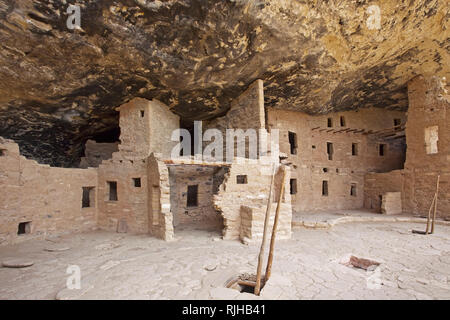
2, 259, 34, 268
44, 246, 71, 252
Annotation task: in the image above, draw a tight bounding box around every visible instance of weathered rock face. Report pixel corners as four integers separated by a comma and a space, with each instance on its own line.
0, 0, 448, 166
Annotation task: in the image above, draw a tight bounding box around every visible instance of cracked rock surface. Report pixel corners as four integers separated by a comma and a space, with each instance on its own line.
0, 0, 448, 166
0, 222, 449, 299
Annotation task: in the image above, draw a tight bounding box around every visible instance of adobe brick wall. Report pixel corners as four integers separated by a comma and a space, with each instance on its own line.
267, 108, 406, 213
0, 137, 98, 246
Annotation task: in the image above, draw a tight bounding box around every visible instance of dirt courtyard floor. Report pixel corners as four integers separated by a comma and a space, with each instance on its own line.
0, 221, 449, 300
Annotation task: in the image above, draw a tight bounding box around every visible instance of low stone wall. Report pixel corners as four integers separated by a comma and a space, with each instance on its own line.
148, 154, 174, 241
0, 138, 98, 246
79, 140, 118, 168
214, 159, 292, 240
240, 203, 292, 242
364, 170, 404, 212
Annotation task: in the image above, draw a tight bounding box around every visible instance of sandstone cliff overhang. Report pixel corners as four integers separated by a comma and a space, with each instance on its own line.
0, 0, 448, 166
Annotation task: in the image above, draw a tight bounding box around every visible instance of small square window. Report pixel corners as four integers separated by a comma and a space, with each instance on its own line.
82, 187, 95, 208
288, 131, 297, 155
352, 143, 358, 156
322, 181, 328, 196
327, 142, 333, 160
236, 175, 247, 184
350, 183, 357, 197
290, 179, 297, 195
379, 144, 386, 156
107, 181, 118, 201
327, 118, 333, 128
133, 178, 141, 187
187, 185, 198, 207
18, 222, 31, 235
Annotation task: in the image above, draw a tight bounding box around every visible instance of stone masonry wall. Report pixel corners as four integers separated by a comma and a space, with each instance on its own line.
267, 108, 406, 213
148, 154, 174, 240
118, 98, 179, 160
213, 160, 292, 240
97, 152, 148, 234
402, 76, 449, 218
168, 165, 223, 231
364, 170, 404, 212
79, 139, 118, 168
203, 79, 265, 160
0, 138, 98, 246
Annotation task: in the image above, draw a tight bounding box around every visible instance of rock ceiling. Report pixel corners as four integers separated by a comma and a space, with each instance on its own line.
0, 0, 448, 166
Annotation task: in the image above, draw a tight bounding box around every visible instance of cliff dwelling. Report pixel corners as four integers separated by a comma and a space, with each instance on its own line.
0, 0, 449, 302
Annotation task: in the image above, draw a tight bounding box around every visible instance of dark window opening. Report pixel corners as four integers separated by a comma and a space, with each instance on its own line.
133, 178, 141, 188
0, 149, 6, 156
350, 184, 357, 197
394, 119, 401, 126
290, 179, 297, 195
327, 142, 333, 160
82, 187, 95, 208
180, 119, 195, 156
187, 185, 198, 207
336, 168, 340, 173
288, 131, 298, 155
140, 110, 145, 117
322, 181, 328, 196
327, 118, 333, 128
18, 222, 31, 235
379, 144, 386, 156
89, 127, 120, 143
340, 116, 346, 127
312, 145, 316, 149
323, 168, 328, 173
236, 175, 248, 184
352, 143, 358, 156
107, 181, 118, 201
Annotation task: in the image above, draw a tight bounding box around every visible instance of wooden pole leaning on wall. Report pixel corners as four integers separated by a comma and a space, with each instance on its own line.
254, 164, 276, 296
430, 175, 440, 234
265, 165, 287, 283
425, 194, 436, 234
412, 174, 440, 235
